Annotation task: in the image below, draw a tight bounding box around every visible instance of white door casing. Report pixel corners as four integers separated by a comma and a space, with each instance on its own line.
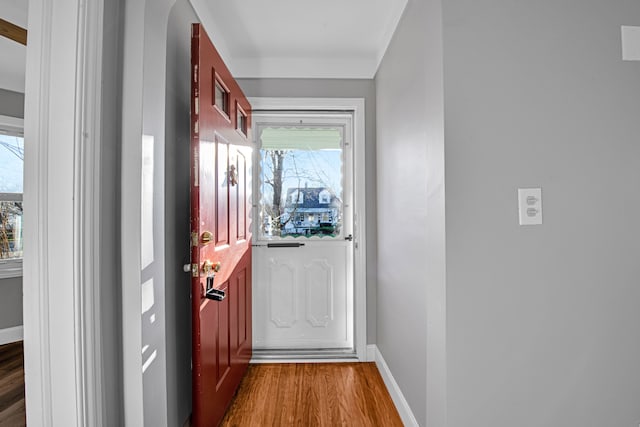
23, 0, 107, 425
249, 98, 366, 360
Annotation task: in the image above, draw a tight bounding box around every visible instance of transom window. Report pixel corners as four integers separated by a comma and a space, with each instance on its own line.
213, 73, 230, 117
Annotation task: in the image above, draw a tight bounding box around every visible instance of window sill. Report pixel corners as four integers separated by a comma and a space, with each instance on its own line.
0, 258, 22, 279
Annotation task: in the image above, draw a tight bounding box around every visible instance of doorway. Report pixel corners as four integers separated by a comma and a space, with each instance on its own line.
250, 98, 367, 360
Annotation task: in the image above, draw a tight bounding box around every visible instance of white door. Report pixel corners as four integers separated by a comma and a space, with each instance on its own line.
252, 112, 354, 352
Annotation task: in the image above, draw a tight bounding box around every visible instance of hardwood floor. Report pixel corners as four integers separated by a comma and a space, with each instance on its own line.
220, 363, 403, 427
0, 344, 401, 427
0, 342, 25, 427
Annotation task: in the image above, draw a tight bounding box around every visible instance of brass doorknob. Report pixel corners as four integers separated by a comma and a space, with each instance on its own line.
202, 260, 221, 275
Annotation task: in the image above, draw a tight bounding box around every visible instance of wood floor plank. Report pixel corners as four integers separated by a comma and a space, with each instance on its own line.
0, 342, 25, 427
0, 399, 25, 427
220, 363, 403, 427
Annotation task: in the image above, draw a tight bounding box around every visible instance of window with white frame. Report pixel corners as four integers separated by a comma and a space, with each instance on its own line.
0, 116, 24, 278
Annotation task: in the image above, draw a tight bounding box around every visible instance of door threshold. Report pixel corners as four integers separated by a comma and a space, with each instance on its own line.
251, 348, 361, 363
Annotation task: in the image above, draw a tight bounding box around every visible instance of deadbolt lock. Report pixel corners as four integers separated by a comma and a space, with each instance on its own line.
201, 231, 214, 244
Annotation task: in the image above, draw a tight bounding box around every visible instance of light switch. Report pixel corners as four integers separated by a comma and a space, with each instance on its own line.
518, 188, 542, 225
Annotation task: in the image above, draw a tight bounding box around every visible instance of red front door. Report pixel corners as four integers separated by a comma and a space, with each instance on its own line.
190, 23, 252, 427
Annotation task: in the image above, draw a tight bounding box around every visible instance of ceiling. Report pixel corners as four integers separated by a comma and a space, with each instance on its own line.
193, 0, 408, 78
0, 0, 27, 93
0, 0, 408, 93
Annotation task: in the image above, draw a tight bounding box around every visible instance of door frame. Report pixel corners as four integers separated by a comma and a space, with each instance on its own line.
23, 0, 107, 425
249, 97, 367, 361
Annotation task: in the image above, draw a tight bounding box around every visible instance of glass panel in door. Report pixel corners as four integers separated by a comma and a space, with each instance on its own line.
258, 126, 344, 239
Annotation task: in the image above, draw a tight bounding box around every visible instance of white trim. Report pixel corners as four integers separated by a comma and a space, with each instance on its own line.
0, 115, 24, 135
23, 0, 105, 426
0, 325, 23, 345
249, 97, 367, 362
74, 0, 106, 425
250, 357, 360, 364
373, 345, 420, 427
0, 258, 22, 279
366, 344, 376, 362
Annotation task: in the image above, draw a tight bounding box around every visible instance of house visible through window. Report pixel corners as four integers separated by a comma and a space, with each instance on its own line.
258, 123, 344, 239
0, 117, 24, 278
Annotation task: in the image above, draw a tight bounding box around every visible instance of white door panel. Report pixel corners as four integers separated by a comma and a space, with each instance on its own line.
253, 244, 353, 349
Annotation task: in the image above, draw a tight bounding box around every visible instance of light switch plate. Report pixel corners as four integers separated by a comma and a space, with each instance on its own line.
518, 188, 542, 225
622, 26, 640, 61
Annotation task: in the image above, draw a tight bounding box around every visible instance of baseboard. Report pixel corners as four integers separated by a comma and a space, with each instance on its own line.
372, 345, 419, 427
0, 325, 23, 345
366, 344, 376, 361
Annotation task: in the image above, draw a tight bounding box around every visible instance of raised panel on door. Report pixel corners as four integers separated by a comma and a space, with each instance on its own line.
304, 259, 334, 328
237, 268, 248, 351
215, 139, 229, 248
268, 259, 297, 328
236, 150, 247, 241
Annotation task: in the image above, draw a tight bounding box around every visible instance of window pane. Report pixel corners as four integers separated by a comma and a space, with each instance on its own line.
258, 126, 343, 239
214, 81, 229, 116
0, 200, 23, 259
0, 132, 24, 260
0, 135, 23, 193
237, 108, 247, 135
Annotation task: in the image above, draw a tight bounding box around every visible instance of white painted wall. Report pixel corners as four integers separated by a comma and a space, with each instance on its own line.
375, 0, 446, 425
443, 1, 640, 426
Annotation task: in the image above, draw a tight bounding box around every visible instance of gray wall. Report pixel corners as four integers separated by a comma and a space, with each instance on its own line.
99, 0, 124, 422
443, 1, 640, 426
165, 0, 197, 425
375, 0, 446, 425
0, 89, 24, 119
0, 277, 22, 329
139, 2, 171, 424
126, 0, 197, 425
237, 78, 378, 344
0, 89, 24, 332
